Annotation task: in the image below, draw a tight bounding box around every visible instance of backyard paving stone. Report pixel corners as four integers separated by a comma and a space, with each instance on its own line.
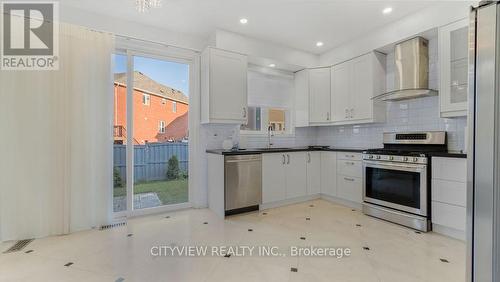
113, 192, 162, 210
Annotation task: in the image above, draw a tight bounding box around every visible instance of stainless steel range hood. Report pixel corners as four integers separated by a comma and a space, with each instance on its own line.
373, 37, 438, 102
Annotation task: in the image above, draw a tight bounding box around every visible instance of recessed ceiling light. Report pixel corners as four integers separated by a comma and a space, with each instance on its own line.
316, 41, 324, 47
382, 7, 393, 14
269, 63, 276, 68
239, 18, 248, 24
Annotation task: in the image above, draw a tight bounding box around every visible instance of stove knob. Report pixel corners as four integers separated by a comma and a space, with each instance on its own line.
389, 156, 394, 161
403, 157, 409, 162
376, 155, 381, 160
369, 155, 374, 159
413, 157, 419, 162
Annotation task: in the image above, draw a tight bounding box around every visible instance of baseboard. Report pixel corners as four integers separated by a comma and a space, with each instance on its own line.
260, 194, 321, 210
432, 224, 466, 241
320, 194, 362, 210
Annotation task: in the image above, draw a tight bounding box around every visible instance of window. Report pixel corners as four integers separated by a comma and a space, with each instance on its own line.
240, 106, 288, 134
241, 69, 293, 135
172, 101, 177, 113
158, 121, 166, 133
241, 106, 261, 131
161, 98, 167, 105
268, 108, 286, 132
143, 94, 150, 105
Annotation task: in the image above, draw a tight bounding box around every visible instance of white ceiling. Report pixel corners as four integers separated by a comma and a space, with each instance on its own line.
61, 0, 440, 54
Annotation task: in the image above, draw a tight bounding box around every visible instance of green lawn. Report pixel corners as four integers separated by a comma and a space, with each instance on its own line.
114, 179, 188, 205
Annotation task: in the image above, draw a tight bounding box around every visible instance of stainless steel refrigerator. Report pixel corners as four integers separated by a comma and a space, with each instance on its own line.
468, 2, 500, 281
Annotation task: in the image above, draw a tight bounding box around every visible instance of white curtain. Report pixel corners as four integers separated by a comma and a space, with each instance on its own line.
0, 24, 114, 241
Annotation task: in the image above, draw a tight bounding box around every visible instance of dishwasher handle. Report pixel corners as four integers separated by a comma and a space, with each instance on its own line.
225, 155, 262, 163
225, 158, 261, 163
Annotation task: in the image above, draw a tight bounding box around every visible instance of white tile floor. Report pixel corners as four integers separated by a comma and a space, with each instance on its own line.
0, 199, 465, 282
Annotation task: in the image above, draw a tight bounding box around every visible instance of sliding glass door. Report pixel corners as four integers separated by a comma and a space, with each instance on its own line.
112, 50, 190, 216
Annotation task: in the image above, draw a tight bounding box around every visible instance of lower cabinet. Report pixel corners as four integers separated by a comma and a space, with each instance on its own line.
262, 153, 286, 204
285, 152, 307, 199
337, 176, 363, 203
431, 157, 467, 240
320, 152, 337, 197
336, 153, 363, 203
262, 150, 363, 206
262, 152, 307, 204
306, 152, 321, 195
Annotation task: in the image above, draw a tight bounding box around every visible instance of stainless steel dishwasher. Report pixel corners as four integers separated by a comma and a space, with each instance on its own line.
224, 154, 262, 216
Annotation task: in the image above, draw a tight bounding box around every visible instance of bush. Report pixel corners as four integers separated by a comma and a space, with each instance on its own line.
179, 170, 189, 179
113, 167, 123, 188
166, 155, 180, 180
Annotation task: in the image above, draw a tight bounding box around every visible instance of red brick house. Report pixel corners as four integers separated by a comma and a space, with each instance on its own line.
113, 71, 189, 144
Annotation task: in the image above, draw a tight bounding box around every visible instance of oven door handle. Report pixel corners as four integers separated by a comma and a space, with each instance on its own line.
363, 161, 426, 171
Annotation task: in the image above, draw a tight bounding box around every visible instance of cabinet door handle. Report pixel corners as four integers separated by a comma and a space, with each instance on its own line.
282, 154, 286, 165
287, 154, 290, 164
350, 108, 354, 119
307, 153, 311, 163
345, 161, 354, 165
344, 177, 355, 182
243, 107, 247, 118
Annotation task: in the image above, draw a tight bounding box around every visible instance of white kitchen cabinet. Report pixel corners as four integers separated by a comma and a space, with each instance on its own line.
439, 18, 469, 117
432, 202, 466, 231
309, 67, 331, 124
294, 69, 310, 127
262, 153, 286, 204
306, 151, 321, 195
337, 159, 362, 178
331, 52, 386, 124
432, 156, 467, 182
431, 157, 467, 240
201, 47, 248, 124
285, 152, 308, 199
336, 153, 363, 203
337, 175, 363, 203
262, 152, 307, 204
331, 61, 351, 122
320, 152, 337, 197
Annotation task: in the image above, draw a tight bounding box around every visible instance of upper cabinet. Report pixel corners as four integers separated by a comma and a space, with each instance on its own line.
439, 19, 469, 118
201, 47, 248, 124
309, 67, 332, 124
294, 69, 310, 127
293, 52, 385, 127
331, 52, 386, 124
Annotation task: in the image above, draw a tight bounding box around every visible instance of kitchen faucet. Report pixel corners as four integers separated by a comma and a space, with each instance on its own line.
267, 125, 274, 148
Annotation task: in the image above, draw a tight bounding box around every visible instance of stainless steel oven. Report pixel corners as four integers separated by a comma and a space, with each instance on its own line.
361, 131, 446, 232
363, 160, 427, 216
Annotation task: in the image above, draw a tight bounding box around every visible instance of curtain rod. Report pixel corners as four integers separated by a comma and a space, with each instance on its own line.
115, 34, 201, 54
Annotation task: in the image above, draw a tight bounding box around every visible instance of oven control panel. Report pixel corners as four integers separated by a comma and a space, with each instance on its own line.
362, 154, 428, 164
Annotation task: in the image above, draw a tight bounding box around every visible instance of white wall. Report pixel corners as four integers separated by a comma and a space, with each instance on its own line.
213, 29, 319, 69
59, 4, 206, 51
319, 1, 473, 66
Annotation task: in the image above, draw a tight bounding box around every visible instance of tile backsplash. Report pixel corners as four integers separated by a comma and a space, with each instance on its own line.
316, 96, 467, 151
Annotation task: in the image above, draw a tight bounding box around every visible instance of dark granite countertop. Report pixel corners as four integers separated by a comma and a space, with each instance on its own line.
206, 146, 366, 155
206, 147, 467, 158
428, 151, 467, 158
